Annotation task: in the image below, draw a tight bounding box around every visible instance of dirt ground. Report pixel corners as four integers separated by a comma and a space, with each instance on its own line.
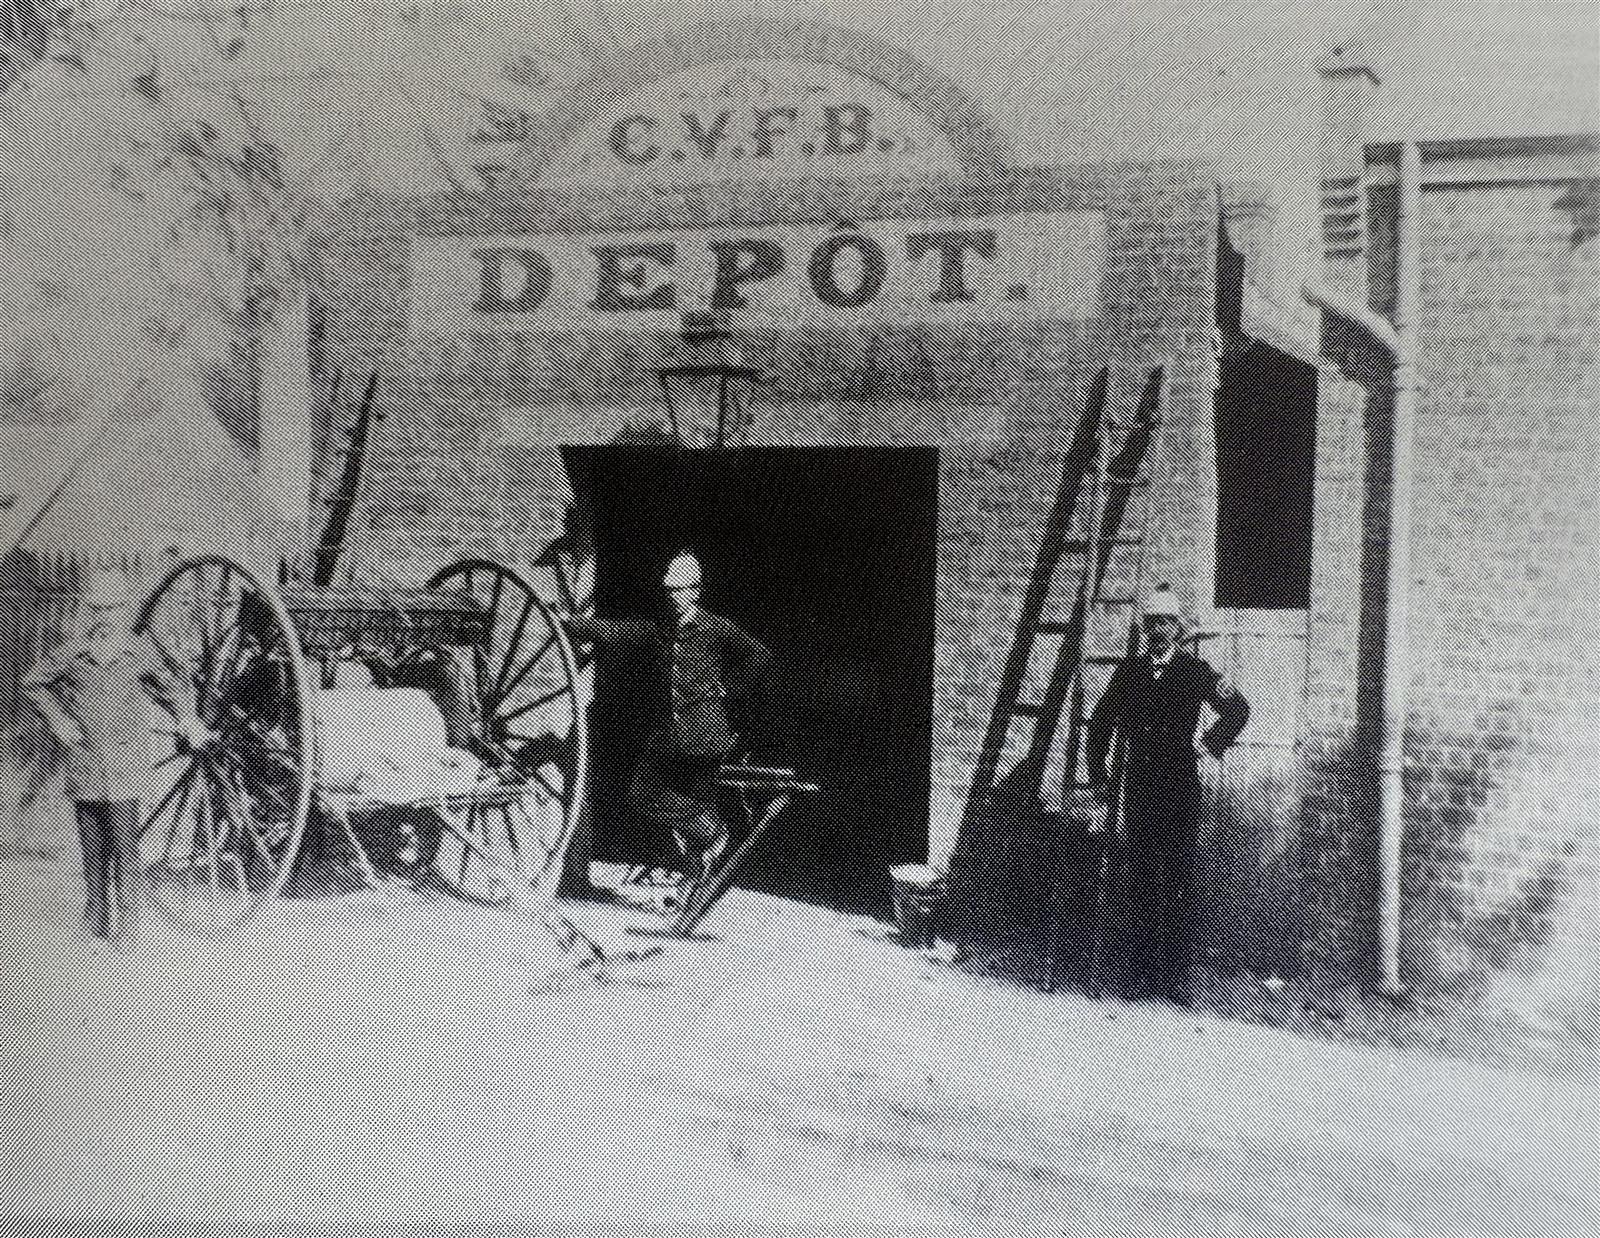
3, 854, 1596, 1235
955, 936, 1599, 1083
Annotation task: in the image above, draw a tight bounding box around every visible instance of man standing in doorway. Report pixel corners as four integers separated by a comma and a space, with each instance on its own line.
1086, 584, 1248, 1007
564, 551, 771, 884
22, 567, 205, 942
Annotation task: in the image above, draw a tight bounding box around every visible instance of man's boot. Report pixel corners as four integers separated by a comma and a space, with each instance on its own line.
77, 804, 112, 939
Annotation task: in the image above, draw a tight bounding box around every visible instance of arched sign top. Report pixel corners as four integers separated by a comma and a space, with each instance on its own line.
524, 20, 1014, 184
407, 22, 1105, 348
541, 58, 968, 187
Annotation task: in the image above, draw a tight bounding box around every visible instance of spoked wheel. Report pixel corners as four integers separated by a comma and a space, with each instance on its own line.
425, 559, 589, 905
134, 555, 313, 933
424, 790, 569, 907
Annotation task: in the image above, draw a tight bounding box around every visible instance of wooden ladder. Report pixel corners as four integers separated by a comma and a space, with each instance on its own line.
947, 366, 1168, 947
1047, 369, 1168, 992
311, 371, 382, 588
1056, 366, 1167, 809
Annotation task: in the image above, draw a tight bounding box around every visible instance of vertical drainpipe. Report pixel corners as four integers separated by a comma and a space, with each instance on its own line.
1303, 139, 1421, 998
1377, 140, 1422, 998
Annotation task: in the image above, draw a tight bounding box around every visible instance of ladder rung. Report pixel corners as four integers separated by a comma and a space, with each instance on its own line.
1010, 703, 1047, 719
1085, 654, 1124, 665
1034, 621, 1073, 635
1093, 596, 1138, 607
1107, 475, 1150, 488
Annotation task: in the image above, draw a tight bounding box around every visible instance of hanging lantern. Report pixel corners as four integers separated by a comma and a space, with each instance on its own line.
656, 314, 764, 449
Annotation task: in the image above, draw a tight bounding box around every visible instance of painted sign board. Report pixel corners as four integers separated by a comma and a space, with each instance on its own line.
411, 211, 1107, 331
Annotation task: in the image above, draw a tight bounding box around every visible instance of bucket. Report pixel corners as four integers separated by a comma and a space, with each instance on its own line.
889, 863, 946, 949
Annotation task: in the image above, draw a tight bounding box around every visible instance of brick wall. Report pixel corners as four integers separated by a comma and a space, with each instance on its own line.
1298, 354, 1381, 974
1301, 168, 1600, 1019
1402, 182, 1599, 1009
311, 162, 1225, 870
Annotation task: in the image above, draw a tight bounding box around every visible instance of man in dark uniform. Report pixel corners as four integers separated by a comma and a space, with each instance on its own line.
565, 551, 771, 881
1086, 585, 1248, 1007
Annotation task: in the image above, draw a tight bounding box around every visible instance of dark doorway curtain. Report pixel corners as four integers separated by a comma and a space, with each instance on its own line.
562, 446, 938, 916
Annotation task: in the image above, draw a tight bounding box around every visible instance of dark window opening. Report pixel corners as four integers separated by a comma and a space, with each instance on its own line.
1213, 210, 1318, 609
1213, 344, 1318, 608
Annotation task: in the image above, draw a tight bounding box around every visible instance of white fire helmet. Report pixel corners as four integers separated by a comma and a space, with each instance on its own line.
1142, 584, 1181, 622
662, 552, 703, 590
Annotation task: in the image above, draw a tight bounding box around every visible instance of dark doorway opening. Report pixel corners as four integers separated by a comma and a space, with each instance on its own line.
562, 446, 938, 916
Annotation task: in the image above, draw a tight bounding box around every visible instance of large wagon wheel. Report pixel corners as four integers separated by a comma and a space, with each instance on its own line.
134, 555, 314, 933
425, 560, 589, 905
